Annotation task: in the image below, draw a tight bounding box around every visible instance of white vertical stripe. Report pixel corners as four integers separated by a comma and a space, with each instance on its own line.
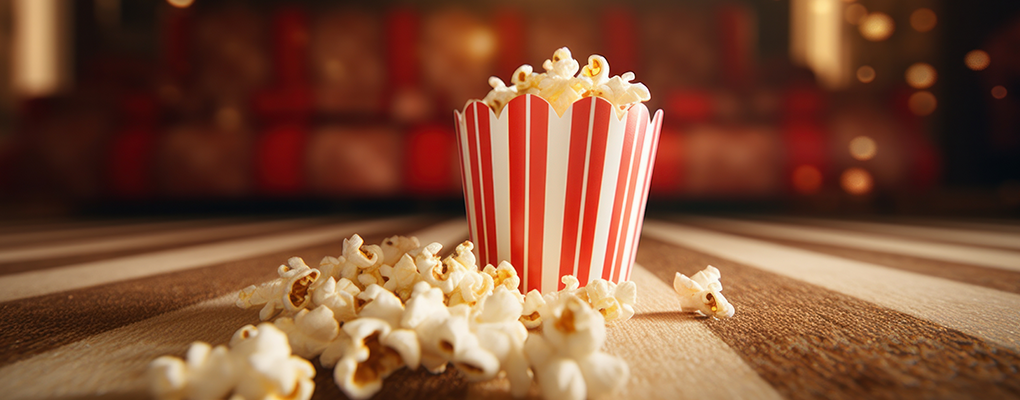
457, 112, 479, 258
523, 98, 532, 288
643, 221, 1020, 352
490, 109, 511, 266
542, 103, 571, 293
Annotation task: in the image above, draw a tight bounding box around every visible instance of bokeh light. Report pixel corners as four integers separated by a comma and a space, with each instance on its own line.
166, 0, 195, 8
841, 167, 873, 195
992, 85, 1007, 99
856, 65, 876, 83
792, 165, 823, 195
849, 136, 877, 161
908, 91, 937, 116
905, 63, 936, 89
910, 8, 937, 32
859, 13, 894, 41
845, 4, 868, 25
965, 50, 990, 71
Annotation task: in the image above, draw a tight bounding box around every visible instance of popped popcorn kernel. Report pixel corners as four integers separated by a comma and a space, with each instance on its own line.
673, 265, 735, 319
273, 305, 340, 359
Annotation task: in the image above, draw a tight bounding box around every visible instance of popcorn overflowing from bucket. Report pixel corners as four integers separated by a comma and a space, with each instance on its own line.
480, 47, 651, 118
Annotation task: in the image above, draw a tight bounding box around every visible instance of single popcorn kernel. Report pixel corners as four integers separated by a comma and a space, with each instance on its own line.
554, 306, 577, 334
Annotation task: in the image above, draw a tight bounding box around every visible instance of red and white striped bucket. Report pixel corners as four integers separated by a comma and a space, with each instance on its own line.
454, 94, 663, 293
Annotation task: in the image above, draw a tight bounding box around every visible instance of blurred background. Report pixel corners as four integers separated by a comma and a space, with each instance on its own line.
0, 0, 1017, 218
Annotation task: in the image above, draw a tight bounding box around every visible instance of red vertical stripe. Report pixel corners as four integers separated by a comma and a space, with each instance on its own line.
476, 105, 497, 267
559, 98, 593, 289
602, 108, 641, 280
508, 100, 527, 277
575, 100, 612, 286
626, 111, 663, 280
527, 96, 549, 293
615, 106, 649, 282
465, 104, 487, 263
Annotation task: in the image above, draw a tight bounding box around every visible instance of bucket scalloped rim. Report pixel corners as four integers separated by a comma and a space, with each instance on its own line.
455, 94, 663, 293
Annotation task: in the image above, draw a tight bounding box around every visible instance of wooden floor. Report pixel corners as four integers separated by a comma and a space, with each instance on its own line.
1, 214, 1018, 399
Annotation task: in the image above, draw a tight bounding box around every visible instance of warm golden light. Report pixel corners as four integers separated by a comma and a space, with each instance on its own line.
841, 167, 873, 195
793, 165, 823, 195
849, 136, 877, 161
856, 65, 876, 83
992, 85, 1007, 99
845, 4, 867, 25
908, 91, 937, 116
905, 63, 937, 89
910, 8, 937, 32
467, 28, 497, 62
859, 12, 894, 41
965, 50, 990, 71
166, 0, 194, 8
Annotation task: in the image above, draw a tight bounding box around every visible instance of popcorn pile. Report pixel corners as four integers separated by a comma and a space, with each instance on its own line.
149, 234, 639, 400
479, 47, 651, 117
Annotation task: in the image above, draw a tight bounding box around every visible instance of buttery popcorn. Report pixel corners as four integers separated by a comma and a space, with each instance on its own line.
332, 317, 421, 400
148, 323, 315, 400
673, 265, 735, 319
524, 294, 629, 400
477, 47, 651, 117
273, 305, 340, 359
171, 235, 679, 400
236, 257, 321, 321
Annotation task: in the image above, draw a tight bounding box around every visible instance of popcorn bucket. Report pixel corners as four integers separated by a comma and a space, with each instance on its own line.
454, 94, 663, 293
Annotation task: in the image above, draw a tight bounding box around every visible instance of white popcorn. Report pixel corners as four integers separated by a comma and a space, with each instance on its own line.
540, 294, 605, 359
524, 294, 628, 400
539, 48, 584, 116
401, 282, 457, 373
333, 318, 420, 400
236, 257, 321, 321
333, 234, 384, 283
584, 279, 637, 325
482, 261, 522, 294
417, 242, 469, 295
673, 265, 735, 319
379, 235, 421, 267
149, 323, 315, 400
273, 305, 340, 359
477, 47, 651, 118
469, 286, 531, 397
482, 76, 519, 116
311, 277, 362, 324
511, 64, 541, 96
447, 269, 494, 308
317, 256, 342, 282
357, 284, 406, 328
519, 289, 546, 329
381, 254, 423, 302
231, 323, 316, 400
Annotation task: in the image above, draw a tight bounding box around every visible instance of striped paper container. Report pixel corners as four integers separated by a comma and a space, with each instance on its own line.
455, 94, 663, 293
